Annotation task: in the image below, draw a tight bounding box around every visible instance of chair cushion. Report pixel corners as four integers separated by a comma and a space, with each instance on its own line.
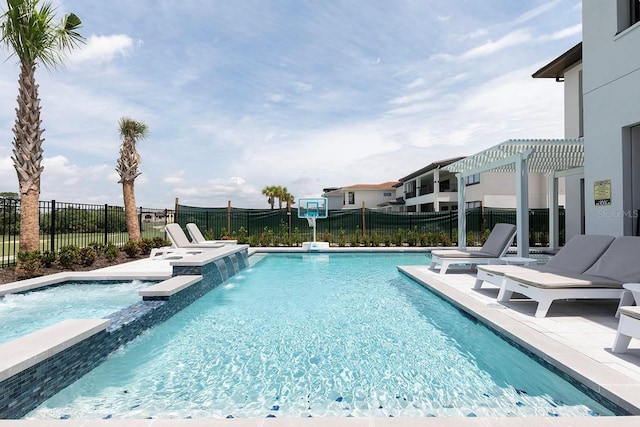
545, 234, 615, 273
431, 249, 495, 259
503, 271, 622, 289
583, 236, 640, 283
619, 306, 640, 321
480, 223, 517, 257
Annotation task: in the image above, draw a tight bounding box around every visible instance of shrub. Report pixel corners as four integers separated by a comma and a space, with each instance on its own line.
17, 250, 41, 277
58, 245, 80, 268
406, 226, 419, 246
79, 247, 98, 266
337, 229, 346, 247
394, 229, 404, 247
122, 240, 141, 258
248, 233, 260, 247
383, 233, 392, 247
371, 231, 381, 247
322, 229, 332, 244
236, 227, 248, 244
104, 243, 120, 261
39, 250, 57, 268
292, 227, 302, 246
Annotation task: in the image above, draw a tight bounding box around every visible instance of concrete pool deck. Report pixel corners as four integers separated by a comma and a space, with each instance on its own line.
1, 247, 640, 425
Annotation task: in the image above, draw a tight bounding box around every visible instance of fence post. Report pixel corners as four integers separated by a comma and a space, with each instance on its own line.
174, 198, 180, 223
361, 201, 366, 236
138, 206, 143, 238
227, 200, 232, 235
104, 204, 109, 245
449, 210, 453, 241
50, 200, 56, 252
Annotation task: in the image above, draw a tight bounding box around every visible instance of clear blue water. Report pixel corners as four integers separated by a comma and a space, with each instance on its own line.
0, 280, 157, 345
27, 253, 614, 419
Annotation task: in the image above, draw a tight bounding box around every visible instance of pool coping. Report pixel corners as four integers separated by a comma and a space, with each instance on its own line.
0, 319, 110, 383
0, 271, 172, 296
398, 265, 640, 415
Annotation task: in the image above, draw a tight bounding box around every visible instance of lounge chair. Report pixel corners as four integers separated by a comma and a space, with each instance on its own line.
497, 236, 640, 317
612, 284, 640, 353
165, 223, 225, 249
186, 223, 237, 245
429, 223, 517, 274
473, 234, 615, 290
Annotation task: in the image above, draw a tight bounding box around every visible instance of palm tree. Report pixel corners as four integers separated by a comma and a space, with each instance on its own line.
1, 0, 83, 252
280, 187, 295, 209
116, 117, 148, 242
261, 186, 277, 209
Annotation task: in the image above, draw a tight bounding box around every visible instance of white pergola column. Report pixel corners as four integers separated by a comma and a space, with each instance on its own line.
547, 172, 559, 250
516, 154, 530, 257
457, 173, 466, 249
433, 168, 440, 212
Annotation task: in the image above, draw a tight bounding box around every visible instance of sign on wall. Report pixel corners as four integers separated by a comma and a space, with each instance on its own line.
594, 179, 612, 206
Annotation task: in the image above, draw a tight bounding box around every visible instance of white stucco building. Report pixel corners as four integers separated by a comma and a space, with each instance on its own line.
322, 182, 399, 210
581, 0, 640, 236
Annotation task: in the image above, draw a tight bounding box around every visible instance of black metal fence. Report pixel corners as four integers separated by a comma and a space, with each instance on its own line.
0, 198, 171, 268
176, 204, 565, 248
0, 198, 564, 268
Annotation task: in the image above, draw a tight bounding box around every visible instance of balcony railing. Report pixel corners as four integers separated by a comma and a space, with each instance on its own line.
405, 191, 416, 199
439, 184, 458, 192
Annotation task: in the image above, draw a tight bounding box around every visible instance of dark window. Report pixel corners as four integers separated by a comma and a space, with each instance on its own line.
618, 0, 640, 33
465, 173, 481, 186
348, 192, 355, 205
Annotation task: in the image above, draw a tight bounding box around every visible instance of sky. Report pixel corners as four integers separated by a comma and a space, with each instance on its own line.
0, 0, 583, 209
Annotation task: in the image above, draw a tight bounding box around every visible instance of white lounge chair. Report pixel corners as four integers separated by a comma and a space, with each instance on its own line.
613, 307, 640, 353
497, 236, 640, 317
474, 234, 615, 290
165, 223, 225, 249
186, 223, 237, 245
429, 223, 517, 274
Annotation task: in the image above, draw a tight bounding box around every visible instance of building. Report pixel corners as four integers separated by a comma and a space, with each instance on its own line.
532, 42, 584, 241
322, 182, 399, 210
393, 157, 564, 213
581, 0, 640, 236
533, 1, 640, 238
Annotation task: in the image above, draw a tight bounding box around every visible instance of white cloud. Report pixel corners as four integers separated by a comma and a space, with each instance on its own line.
512, 0, 562, 26
69, 34, 136, 65
538, 23, 582, 41
460, 29, 533, 60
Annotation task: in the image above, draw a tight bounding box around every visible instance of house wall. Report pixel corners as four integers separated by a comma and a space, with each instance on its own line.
464, 172, 564, 209
582, 0, 640, 235
563, 63, 585, 241
348, 189, 395, 209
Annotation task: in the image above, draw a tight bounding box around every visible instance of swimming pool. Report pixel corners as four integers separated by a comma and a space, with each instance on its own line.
27, 253, 616, 419
0, 279, 157, 345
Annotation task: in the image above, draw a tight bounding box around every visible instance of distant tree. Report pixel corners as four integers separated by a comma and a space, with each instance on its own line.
116, 117, 148, 242
261, 185, 277, 209
0, 192, 18, 199
1, 0, 84, 251
280, 187, 295, 209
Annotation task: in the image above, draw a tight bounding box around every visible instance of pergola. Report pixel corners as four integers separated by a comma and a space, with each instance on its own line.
444, 139, 584, 256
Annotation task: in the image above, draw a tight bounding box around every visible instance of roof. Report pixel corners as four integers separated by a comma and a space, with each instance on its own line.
340, 181, 400, 190
532, 42, 582, 79
398, 156, 467, 182
444, 139, 584, 175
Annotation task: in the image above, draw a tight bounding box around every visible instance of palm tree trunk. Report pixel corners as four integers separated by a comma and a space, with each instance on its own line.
18, 188, 40, 251
13, 62, 44, 253
122, 180, 141, 242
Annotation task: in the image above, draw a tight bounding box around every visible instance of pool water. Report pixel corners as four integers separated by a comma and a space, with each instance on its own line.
27, 253, 614, 419
0, 280, 157, 345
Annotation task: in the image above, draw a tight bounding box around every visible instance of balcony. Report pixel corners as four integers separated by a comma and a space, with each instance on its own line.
418, 186, 434, 196
439, 183, 458, 192
405, 191, 416, 199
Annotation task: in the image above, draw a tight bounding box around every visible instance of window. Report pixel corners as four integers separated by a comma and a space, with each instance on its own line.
348, 192, 355, 205
465, 173, 480, 186
383, 192, 392, 197
617, 0, 640, 33
465, 201, 481, 209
